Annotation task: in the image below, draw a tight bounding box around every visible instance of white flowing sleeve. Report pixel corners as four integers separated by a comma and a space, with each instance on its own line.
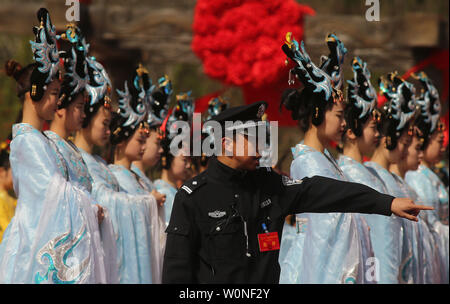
88, 157, 165, 283
0, 130, 108, 284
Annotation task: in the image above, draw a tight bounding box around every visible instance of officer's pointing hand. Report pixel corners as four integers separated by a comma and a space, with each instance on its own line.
390, 197, 434, 222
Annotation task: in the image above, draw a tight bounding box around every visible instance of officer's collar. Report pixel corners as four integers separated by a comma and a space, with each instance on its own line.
208, 157, 248, 182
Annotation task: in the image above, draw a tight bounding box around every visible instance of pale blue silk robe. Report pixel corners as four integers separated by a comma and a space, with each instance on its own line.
108, 164, 163, 283
154, 179, 178, 227
339, 155, 407, 283
406, 165, 449, 283
81, 151, 164, 283
0, 124, 110, 283
279, 144, 373, 284
365, 161, 417, 284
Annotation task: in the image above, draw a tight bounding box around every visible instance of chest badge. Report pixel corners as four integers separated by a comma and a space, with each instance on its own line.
208, 210, 227, 219
257, 232, 280, 252
260, 198, 272, 208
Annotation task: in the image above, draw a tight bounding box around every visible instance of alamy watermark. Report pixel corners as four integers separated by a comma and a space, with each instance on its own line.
365, 0, 380, 22
66, 0, 80, 22
167, 114, 279, 167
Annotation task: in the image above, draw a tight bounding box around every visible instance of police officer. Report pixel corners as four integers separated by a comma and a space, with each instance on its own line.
162, 101, 433, 284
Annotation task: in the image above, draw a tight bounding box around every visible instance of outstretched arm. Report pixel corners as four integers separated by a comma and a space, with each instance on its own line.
279, 175, 433, 221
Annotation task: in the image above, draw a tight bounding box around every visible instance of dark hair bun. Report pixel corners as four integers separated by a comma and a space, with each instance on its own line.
280, 88, 301, 120
281, 88, 328, 132
5, 59, 23, 80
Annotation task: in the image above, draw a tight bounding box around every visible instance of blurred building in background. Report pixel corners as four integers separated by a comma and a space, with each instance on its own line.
0, 0, 448, 173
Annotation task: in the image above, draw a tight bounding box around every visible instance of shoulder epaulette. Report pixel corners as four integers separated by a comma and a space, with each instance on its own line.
180, 175, 207, 195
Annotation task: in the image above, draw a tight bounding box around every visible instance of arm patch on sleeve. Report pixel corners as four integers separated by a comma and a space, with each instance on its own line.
282, 175, 303, 186
180, 175, 207, 195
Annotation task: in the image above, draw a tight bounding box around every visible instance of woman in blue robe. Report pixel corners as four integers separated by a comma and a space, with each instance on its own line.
107, 65, 167, 283
338, 57, 404, 284
71, 47, 166, 283
389, 119, 443, 284
279, 34, 372, 284
43, 25, 118, 283
131, 75, 172, 192
404, 72, 449, 283
364, 72, 422, 284
131, 75, 172, 227
154, 92, 194, 226
0, 8, 110, 284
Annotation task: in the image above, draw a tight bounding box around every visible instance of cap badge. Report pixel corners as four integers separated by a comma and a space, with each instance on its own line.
257, 104, 266, 119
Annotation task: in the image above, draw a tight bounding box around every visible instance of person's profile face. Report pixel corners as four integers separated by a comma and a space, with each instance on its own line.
359, 117, 380, 157
170, 152, 191, 182
229, 133, 261, 171
424, 129, 445, 165
142, 130, 163, 167
388, 128, 412, 164
88, 105, 111, 148
65, 92, 86, 133
320, 102, 346, 143
123, 129, 147, 162
35, 79, 60, 121
404, 135, 423, 171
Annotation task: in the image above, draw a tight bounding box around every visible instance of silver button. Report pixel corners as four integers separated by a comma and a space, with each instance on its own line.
234, 194, 239, 199
192, 181, 197, 185
216, 226, 221, 232
174, 227, 178, 231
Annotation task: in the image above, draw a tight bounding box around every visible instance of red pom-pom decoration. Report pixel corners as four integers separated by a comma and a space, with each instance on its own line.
192, 0, 315, 125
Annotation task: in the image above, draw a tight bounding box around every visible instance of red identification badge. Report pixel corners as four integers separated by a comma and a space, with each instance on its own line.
257, 232, 280, 252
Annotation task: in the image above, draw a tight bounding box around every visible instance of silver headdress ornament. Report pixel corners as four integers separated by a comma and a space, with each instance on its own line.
66, 47, 89, 94
116, 64, 154, 130
116, 81, 147, 129
30, 8, 60, 84
148, 75, 172, 128
320, 33, 348, 91
85, 56, 112, 109
29, 8, 61, 101
282, 32, 341, 103
380, 72, 417, 131
347, 57, 377, 119
61, 24, 90, 95
57, 24, 90, 108
412, 71, 441, 133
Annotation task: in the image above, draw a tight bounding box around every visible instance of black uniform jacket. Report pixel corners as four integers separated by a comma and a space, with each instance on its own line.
162, 157, 394, 284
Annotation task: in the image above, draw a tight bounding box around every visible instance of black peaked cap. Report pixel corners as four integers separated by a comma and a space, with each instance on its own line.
208, 101, 268, 124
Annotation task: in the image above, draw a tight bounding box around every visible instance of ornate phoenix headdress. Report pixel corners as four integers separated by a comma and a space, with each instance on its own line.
410, 72, 443, 148
379, 72, 417, 131
85, 56, 112, 110
378, 72, 417, 149
320, 33, 348, 92
29, 8, 61, 101
282, 32, 341, 104
110, 65, 149, 144
348, 57, 377, 117
413, 71, 441, 134
58, 24, 89, 108
345, 57, 379, 136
